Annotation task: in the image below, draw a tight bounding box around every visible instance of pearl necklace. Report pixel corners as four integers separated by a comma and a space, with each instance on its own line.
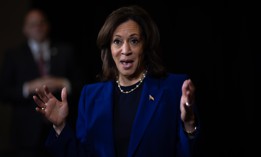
116, 71, 147, 94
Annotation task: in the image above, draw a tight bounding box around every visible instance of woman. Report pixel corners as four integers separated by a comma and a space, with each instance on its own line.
33, 5, 199, 157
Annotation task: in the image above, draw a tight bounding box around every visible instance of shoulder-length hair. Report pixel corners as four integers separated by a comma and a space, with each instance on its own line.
96, 5, 167, 81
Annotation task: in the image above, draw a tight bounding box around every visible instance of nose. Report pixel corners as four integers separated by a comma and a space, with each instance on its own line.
121, 42, 132, 55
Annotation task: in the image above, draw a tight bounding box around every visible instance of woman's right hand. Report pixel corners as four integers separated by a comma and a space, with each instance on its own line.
33, 85, 68, 133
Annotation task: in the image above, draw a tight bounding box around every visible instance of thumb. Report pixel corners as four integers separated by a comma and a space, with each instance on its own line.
182, 79, 189, 95
61, 87, 67, 102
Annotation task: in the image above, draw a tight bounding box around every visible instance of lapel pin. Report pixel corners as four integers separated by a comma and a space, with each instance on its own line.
149, 95, 154, 101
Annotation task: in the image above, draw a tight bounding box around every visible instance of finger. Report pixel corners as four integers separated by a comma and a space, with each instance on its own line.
33, 95, 47, 114
43, 85, 55, 99
184, 79, 195, 95
187, 79, 195, 93
187, 80, 196, 100
35, 106, 46, 114
185, 101, 191, 107
182, 79, 191, 96
182, 96, 191, 108
33, 95, 46, 109
61, 87, 67, 102
35, 87, 47, 102
182, 80, 188, 95
184, 95, 193, 107
37, 85, 50, 103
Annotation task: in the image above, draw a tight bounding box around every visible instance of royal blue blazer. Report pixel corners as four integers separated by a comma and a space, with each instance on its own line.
46, 73, 199, 157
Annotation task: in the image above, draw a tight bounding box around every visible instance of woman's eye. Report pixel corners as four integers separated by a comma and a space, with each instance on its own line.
113, 39, 122, 45
130, 39, 139, 45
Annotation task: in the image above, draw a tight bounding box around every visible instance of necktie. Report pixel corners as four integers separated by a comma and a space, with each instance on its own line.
37, 48, 48, 76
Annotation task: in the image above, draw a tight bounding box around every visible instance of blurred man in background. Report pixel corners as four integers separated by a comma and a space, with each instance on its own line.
0, 8, 83, 157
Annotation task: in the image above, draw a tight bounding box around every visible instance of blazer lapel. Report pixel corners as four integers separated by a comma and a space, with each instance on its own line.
127, 77, 164, 157
94, 82, 115, 156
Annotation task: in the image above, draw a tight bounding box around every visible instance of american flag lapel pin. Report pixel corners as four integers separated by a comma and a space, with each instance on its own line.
149, 95, 154, 101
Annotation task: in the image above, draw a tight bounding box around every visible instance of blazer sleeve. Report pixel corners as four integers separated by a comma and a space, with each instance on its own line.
44, 85, 92, 157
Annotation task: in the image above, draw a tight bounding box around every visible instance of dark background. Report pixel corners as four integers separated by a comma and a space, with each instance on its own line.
1, 0, 257, 156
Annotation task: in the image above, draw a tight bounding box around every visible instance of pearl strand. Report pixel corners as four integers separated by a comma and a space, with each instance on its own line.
116, 71, 147, 94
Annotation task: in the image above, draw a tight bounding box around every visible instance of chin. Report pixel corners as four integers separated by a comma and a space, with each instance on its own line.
119, 69, 135, 76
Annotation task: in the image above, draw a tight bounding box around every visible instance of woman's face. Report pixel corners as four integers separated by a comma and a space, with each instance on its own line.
111, 20, 144, 79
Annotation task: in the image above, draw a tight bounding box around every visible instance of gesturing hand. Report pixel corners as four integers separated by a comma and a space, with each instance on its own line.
180, 79, 196, 132
33, 85, 68, 129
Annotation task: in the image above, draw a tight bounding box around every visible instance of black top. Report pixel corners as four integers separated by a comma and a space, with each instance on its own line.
113, 81, 143, 157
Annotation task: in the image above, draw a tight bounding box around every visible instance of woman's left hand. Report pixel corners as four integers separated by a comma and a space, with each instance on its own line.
180, 79, 196, 131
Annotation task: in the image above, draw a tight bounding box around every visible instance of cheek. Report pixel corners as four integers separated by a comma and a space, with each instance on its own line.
136, 50, 144, 65
111, 46, 120, 58
111, 49, 119, 64
136, 49, 143, 58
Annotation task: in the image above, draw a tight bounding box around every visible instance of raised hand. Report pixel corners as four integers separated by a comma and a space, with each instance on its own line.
180, 79, 196, 133
33, 85, 68, 130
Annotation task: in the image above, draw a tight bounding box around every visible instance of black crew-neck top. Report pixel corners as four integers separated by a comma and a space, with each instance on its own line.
113, 81, 143, 157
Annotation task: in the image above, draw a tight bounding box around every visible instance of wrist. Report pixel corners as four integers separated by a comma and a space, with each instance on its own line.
53, 122, 66, 137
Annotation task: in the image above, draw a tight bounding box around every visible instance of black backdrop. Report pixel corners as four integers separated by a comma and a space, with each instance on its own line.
29, 0, 256, 156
